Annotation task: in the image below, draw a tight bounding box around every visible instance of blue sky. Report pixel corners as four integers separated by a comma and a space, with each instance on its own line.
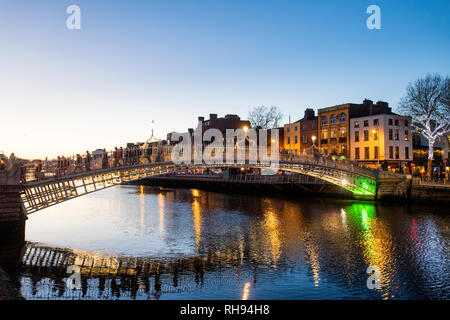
1, 0, 449, 158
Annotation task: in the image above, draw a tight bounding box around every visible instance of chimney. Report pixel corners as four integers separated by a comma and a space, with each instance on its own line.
304, 108, 315, 120
363, 99, 373, 106
198, 116, 204, 122
376, 101, 389, 108
209, 113, 217, 120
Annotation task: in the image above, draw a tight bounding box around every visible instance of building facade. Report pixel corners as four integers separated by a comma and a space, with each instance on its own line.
317, 99, 393, 158
283, 109, 318, 155
350, 113, 412, 170
299, 109, 318, 154
283, 120, 301, 155
317, 104, 350, 157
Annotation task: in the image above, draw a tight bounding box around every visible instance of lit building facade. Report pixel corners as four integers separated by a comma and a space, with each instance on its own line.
318, 99, 394, 158
317, 104, 350, 157
283, 120, 301, 155
283, 109, 318, 155
350, 113, 412, 169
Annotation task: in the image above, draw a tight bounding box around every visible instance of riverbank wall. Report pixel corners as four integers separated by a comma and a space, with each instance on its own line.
133, 175, 449, 204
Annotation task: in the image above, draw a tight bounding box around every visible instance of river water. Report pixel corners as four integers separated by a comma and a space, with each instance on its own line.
17, 185, 449, 300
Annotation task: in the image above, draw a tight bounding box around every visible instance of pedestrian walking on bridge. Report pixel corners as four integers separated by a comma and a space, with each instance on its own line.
85, 151, 92, 171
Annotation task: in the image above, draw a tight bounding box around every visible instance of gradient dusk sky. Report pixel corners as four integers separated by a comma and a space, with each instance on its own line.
1, 0, 449, 159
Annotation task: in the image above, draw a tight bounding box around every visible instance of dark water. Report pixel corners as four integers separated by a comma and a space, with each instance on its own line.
16, 185, 450, 300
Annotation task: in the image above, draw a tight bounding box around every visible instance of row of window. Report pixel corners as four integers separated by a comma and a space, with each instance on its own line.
354, 118, 409, 128
287, 135, 312, 144
321, 113, 346, 126
354, 146, 410, 160
320, 128, 346, 139
354, 119, 378, 128
353, 129, 409, 142
354, 130, 377, 142
388, 129, 409, 141
286, 123, 317, 133
388, 118, 408, 126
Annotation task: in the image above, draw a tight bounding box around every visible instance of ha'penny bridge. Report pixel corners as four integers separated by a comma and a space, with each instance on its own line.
0, 148, 411, 269
19, 158, 379, 215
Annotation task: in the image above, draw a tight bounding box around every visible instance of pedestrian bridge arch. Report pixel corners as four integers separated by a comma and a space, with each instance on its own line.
20, 160, 377, 215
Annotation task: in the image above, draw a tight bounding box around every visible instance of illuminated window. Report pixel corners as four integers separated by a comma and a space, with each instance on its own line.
354, 121, 360, 128
331, 128, 337, 138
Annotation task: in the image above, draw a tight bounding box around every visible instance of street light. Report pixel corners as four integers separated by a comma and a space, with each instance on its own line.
311, 135, 317, 151
309, 135, 319, 157
371, 128, 380, 167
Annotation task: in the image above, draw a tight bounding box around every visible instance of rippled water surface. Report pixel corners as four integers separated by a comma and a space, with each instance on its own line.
18, 185, 450, 300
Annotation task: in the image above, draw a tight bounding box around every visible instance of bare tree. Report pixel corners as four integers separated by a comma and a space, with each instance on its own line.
398, 74, 450, 176
248, 106, 283, 129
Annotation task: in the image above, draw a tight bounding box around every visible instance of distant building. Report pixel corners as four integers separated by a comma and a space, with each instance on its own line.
283, 109, 318, 155
349, 113, 412, 170
198, 113, 251, 135
283, 119, 301, 155
299, 109, 318, 154
317, 104, 351, 156
317, 99, 392, 158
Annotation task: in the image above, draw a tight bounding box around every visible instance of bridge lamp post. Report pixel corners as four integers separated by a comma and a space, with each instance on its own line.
311, 136, 318, 157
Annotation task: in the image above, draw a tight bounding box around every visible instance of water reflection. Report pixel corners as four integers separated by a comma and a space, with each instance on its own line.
191, 189, 202, 252
16, 186, 450, 300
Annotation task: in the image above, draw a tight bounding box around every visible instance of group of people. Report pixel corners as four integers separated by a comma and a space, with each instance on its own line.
34, 145, 164, 180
